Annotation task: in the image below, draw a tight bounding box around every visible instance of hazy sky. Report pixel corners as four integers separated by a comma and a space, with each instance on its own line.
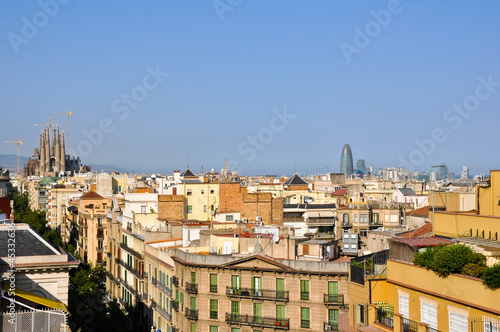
1, 1, 500, 175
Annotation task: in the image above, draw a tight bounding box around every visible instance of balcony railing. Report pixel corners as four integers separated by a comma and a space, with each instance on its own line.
185, 308, 198, 320
116, 258, 142, 279
186, 282, 198, 294
301, 292, 309, 300
156, 282, 172, 297
225, 313, 289, 330
324, 322, 339, 331
323, 294, 344, 305
210, 285, 218, 293
156, 305, 172, 322
341, 221, 351, 227
120, 242, 142, 259
226, 286, 289, 302
106, 271, 120, 286
171, 300, 179, 311
301, 320, 310, 328
173, 276, 179, 287
400, 317, 418, 332
152, 277, 157, 285
375, 309, 394, 329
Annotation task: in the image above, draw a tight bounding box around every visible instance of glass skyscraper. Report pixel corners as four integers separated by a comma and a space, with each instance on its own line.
340, 144, 353, 176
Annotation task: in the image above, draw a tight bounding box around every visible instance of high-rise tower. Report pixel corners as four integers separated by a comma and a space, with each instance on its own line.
340, 144, 353, 176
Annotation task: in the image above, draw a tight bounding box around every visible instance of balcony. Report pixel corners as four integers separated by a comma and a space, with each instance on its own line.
156, 282, 173, 297
152, 277, 157, 285
186, 282, 198, 294
116, 258, 142, 279
324, 322, 339, 331
156, 305, 172, 322
185, 308, 198, 320
400, 316, 418, 332
96, 247, 104, 253
341, 221, 352, 227
225, 313, 289, 330
173, 276, 178, 287
323, 294, 344, 305
375, 309, 394, 329
106, 271, 120, 286
120, 242, 142, 259
171, 300, 179, 312
172, 328, 179, 332
226, 287, 289, 302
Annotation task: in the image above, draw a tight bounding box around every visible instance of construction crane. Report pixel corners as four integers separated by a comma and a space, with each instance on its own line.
4, 139, 23, 177
51, 111, 74, 155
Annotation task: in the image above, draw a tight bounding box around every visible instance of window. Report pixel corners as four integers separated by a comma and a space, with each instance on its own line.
210, 274, 218, 293
209, 327, 218, 332
484, 321, 499, 332
190, 323, 196, 332
204, 205, 207, 212
191, 272, 196, 283
210, 190, 215, 194
354, 214, 358, 224
301, 307, 310, 328
276, 278, 285, 299
300, 280, 309, 300
343, 213, 349, 225
210, 299, 218, 319
231, 275, 241, 293
231, 329, 240, 332
141, 205, 146, 213
201, 190, 205, 194
360, 214, 368, 223
421, 302, 437, 330
372, 213, 379, 224
251, 277, 262, 295
449, 311, 468, 332
276, 305, 285, 325
360, 230, 367, 237
190, 296, 196, 310
328, 281, 338, 302
253, 303, 262, 323
328, 309, 339, 328
187, 205, 192, 213
226, 214, 234, 222
399, 295, 409, 318
231, 301, 240, 320
187, 189, 192, 196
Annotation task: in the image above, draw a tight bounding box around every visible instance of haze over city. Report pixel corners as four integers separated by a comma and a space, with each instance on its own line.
1, 1, 500, 175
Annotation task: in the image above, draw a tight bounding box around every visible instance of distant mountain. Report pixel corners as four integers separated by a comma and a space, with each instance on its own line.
0, 154, 132, 174
0, 154, 29, 172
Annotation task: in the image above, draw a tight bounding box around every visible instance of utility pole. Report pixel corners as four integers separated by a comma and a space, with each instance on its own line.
4, 139, 23, 178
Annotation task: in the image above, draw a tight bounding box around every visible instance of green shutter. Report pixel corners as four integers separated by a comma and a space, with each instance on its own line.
276, 278, 285, 298
254, 303, 262, 323
176, 289, 179, 301
329, 309, 339, 325
301, 307, 310, 328
232, 275, 240, 290
209, 326, 218, 332
190, 296, 196, 310
180, 292, 184, 303
231, 301, 240, 320
190, 322, 196, 332
328, 281, 338, 294
210, 274, 217, 292
251, 277, 255, 291
276, 305, 285, 322
210, 299, 218, 319
191, 271, 196, 283
300, 280, 309, 300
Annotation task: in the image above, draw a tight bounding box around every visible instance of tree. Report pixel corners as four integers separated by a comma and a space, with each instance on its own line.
483, 263, 500, 290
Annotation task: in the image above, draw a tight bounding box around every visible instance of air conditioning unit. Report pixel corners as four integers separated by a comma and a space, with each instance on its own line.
324, 324, 332, 331
254, 291, 262, 297
227, 288, 234, 295
242, 218, 248, 223
257, 221, 263, 227
256, 216, 262, 222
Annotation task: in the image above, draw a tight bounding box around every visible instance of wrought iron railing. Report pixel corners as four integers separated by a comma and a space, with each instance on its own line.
225, 313, 290, 329
226, 286, 289, 301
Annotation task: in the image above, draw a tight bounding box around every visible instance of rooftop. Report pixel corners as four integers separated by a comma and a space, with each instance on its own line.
390, 237, 455, 248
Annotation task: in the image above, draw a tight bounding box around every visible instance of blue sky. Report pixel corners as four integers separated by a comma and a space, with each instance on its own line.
1, 1, 499, 175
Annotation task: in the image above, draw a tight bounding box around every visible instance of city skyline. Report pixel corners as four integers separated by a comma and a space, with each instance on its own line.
1, 2, 500, 175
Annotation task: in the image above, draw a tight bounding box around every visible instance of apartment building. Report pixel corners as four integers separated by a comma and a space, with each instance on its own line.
76, 191, 110, 264
170, 247, 349, 332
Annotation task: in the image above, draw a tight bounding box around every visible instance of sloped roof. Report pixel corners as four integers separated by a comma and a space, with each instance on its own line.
38, 177, 61, 186
408, 206, 430, 218
331, 188, 346, 196
398, 188, 417, 196
80, 191, 103, 200
284, 173, 308, 186
180, 168, 196, 177
0, 228, 59, 257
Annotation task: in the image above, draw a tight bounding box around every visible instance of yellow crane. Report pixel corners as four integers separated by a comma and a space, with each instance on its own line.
4, 139, 23, 177
51, 111, 74, 155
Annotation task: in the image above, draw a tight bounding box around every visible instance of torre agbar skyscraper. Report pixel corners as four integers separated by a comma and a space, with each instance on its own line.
340, 143, 353, 176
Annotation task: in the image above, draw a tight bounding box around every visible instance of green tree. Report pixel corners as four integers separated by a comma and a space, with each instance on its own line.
483, 263, 500, 290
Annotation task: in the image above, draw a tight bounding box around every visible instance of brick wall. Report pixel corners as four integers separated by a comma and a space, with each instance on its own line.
158, 195, 185, 220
